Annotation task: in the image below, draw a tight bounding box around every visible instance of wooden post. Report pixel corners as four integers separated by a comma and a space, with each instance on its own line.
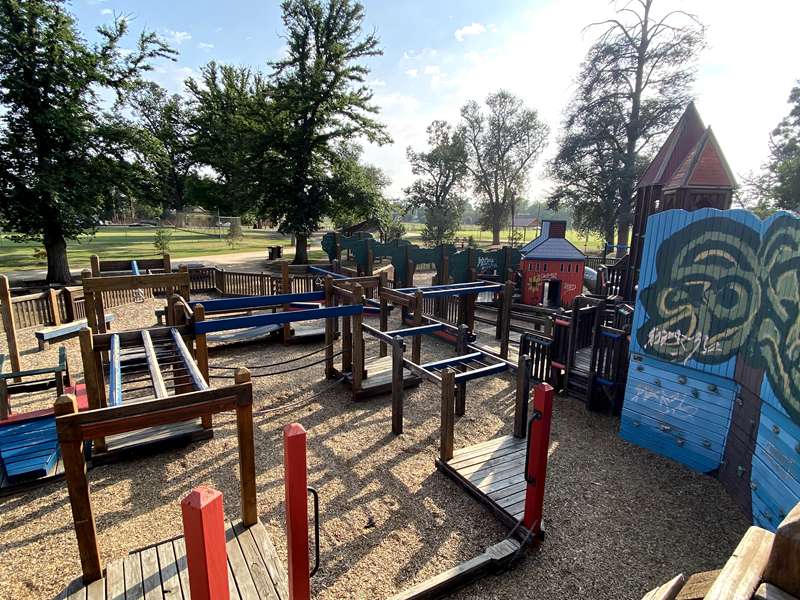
179, 264, 191, 301
0, 275, 21, 380
324, 277, 336, 378
281, 262, 291, 343
163, 253, 172, 274
283, 423, 311, 600
55, 393, 102, 583
391, 336, 405, 435
180, 487, 230, 600
352, 284, 364, 394
0, 377, 8, 420
499, 279, 514, 360
63, 287, 76, 322
365, 240, 374, 276
455, 325, 468, 417
523, 383, 554, 535
79, 328, 106, 452
440, 369, 456, 462
379, 291, 389, 358
764, 502, 800, 597
48, 287, 62, 326
412, 290, 423, 364
90, 254, 101, 277
513, 354, 532, 438
465, 267, 477, 332
235, 368, 257, 527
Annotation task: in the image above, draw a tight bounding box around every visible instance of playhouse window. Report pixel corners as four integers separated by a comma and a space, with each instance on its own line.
560, 263, 564, 272
544, 263, 548, 271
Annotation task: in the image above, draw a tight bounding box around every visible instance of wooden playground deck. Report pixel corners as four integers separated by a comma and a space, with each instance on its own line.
344, 355, 421, 401
436, 434, 528, 529
58, 518, 288, 600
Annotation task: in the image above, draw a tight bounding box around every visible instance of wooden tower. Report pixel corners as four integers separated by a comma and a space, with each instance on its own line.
623, 103, 735, 299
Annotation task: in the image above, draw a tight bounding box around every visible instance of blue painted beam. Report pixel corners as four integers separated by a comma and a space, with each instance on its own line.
421, 352, 484, 371
130, 260, 140, 276
108, 334, 122, 407
453, 363, 508, 383
190, 291, 326, 312
309, 266, 347, 279
420, 284, 503, 299
393, 280, 492, 293
383, 323, 444, 338
194, 304, 363, 334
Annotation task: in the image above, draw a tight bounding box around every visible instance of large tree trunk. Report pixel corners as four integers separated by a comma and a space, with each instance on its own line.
44, 228, 72, 284
616, 222, 630, 258
293, 234, 309, 265
491, 223, 502, 246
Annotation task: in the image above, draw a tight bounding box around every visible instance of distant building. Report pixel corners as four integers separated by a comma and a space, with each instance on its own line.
520, 220, 586, 307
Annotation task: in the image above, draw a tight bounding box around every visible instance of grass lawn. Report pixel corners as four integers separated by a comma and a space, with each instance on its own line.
0, 226, 307, 272
401, 222, 606, 254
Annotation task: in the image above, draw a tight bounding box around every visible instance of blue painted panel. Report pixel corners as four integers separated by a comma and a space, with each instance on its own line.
0, 416, 59, 481
191, 291, 326, 312
620, 417, 715, 473
620, 407, 726, 458
195, 304, 363, 334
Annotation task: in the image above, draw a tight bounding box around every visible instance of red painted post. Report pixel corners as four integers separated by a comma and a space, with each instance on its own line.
523, 383, 554, 535
180, 487, 229, 600
284, 423, 310, 600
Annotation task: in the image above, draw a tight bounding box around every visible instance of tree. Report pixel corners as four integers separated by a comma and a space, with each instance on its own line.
327, 144, 392, 231
0, 1, 173, 282
578, 0, 705, 249
127, 82, 196, 211
404, 120, 468, 246
185, 62, 270, 217
765, 81, 800, 212
460, 90, 548, 245
264, 0, 390, 263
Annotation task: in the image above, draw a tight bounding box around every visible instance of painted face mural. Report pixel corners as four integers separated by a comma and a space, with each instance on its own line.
638, 215, 800, 424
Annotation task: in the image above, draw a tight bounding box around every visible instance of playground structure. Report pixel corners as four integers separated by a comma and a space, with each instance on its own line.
640, 501, 800, 600
78, 324, 214, 464
53, 368, 302, 598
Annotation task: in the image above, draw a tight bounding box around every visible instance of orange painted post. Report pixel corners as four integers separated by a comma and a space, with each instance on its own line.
284, 423, 311, 600
180, 487, 230, 600
523, 382, 554, 536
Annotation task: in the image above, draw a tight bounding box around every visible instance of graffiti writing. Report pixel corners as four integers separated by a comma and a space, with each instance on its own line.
630, 384, 698, 419
476, 256, 497, 274
645, 327, 722, 365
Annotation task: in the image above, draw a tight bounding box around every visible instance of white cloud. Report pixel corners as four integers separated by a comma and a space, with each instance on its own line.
197, 42, 215, 52
422, 65, 440, 76
369, 78, 387, 87
100, 8, 112, 15
454, 22, 486, 42
404, 68, 418, 78
163, 29, 192, 46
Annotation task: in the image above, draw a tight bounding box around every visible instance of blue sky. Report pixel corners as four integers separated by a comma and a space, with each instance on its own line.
72, 0, 800, 200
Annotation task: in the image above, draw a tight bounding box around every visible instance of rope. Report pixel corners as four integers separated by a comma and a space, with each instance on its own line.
209, 351, 342, 379
253, 376, 347, 415
209, 341, 338, 371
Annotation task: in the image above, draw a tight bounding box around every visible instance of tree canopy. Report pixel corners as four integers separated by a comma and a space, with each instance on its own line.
460, 90, 548, 245
404, 120, 468, 245
0, 0, 174, 282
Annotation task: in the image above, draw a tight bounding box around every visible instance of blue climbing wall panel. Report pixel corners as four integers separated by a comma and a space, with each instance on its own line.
621, 208, 800, 531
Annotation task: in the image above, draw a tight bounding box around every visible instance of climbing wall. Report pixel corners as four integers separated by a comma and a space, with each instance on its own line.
621, 208, 800, 531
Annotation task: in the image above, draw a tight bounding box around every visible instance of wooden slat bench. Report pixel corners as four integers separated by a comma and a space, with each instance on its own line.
35, 314, 116, 350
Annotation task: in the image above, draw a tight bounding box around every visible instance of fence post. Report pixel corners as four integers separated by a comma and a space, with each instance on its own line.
513, 354, 532, 438
0, 275, 22, 380
499, 279, 514, 360
282, 262, 291, 343
47, 287, 62, 326
440, 369, 456, 462
523, 383, 554, 535
180, 487, 229, 600
284, 423, 311, 600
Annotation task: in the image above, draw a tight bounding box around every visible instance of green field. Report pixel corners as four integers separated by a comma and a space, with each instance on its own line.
401, 223, 605, 254
0, 226, 306, 272
0, 222, 604, 273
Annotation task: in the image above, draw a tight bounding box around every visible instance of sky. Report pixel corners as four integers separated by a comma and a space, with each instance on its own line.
71, 0, 800, 201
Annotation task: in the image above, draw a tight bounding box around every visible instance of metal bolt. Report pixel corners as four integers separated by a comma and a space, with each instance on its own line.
707, 384, 717, 392
637, 365, 644, 372
654, 379, 661, 387
737, 465, 745, 477
660, 424, 671, 432
676, 438, 685, 447
736, 396, 743, 406
772, 425, 780, 435
703, 440, 711, 449
692, 389, 699, 398
678, 376, 687, 384
750, 482, 758, 491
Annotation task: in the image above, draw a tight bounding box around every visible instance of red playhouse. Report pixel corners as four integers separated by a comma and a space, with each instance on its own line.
520, 220, 586, 307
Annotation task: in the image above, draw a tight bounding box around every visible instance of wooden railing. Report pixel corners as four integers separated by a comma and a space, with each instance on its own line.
519, 332, 553, 384
587, 325, 629, 413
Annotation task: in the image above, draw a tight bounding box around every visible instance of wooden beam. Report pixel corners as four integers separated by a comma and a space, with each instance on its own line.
412, 290, 423, 364
705, 526, 775, 600
193, 304, 210, 385
82, 271, 190, 293
764, 502, 800, 597
351, 284, 364, 394
171, 328, 210, 392
391, 336, 405, 435
0, 275, 21, 380
440, 369, 456, 462
234, 368, 257, 527
55, 394, 102, 584
513, 355, 532, 438
141, 330, 168, 399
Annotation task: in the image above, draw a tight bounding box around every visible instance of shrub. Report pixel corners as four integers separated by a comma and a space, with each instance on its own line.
154, 227, 173, 255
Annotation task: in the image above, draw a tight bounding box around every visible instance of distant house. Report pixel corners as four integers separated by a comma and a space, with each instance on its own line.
511, 216, 540, 240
